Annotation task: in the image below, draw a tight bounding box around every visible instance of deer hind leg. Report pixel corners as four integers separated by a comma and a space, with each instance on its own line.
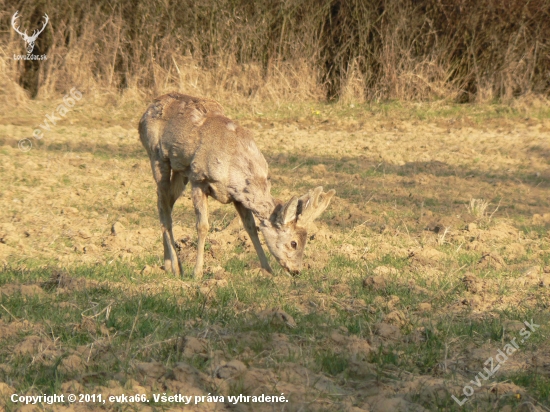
234, 202, 273, 273
151, 159, 181, 276
169, 171, 187, 275
191, 183, 209, 279
170, 171, 187, 207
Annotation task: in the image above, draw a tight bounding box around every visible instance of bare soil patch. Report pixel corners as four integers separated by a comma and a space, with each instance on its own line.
0, 104, 549, 411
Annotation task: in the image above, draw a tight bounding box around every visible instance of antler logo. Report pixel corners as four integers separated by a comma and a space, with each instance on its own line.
11, 11, 49, 55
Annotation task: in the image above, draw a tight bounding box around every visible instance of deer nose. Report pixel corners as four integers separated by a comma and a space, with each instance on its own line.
284, 264, 301, 275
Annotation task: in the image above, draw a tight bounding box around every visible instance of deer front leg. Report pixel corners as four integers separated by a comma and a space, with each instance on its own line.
234, 202, 273, 273
191, 184, 209, 279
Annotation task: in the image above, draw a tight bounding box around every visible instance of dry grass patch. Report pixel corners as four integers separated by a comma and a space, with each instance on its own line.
0, 101, 549, 411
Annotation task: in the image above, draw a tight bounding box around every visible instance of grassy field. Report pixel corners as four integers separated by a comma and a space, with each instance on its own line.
0, 96, 549, 411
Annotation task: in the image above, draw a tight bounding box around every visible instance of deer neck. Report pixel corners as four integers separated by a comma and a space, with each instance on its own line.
229, 177, 276, 223
251, 197, 278, 223
245, 189, 276, 222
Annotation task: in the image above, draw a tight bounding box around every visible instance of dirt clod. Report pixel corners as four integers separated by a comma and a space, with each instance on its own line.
215, 359, 247, 379
462, 273, 484, 293
345, 336, 372, 360
61, 380, 85, 394
44, 271, 86, 291
417, 302, 432, 312
539, 275, 550, 288
258, 308, 296, 328
77, 229, 93, 239
504, 243, 526, 260
14, 335, 47, 355
111, 221, 125, 235
478, 252, 505, 269
136, 361, 166, 379
0, 382, 15, 398
0, 283, 44, 297
375, 322, 401, 340
176, 336, 206, 357
524, 266, 540, 277
60, 354, 85, 373
384, 310, 407, 326
373, 266, 398, 276
363, 275, 386, 290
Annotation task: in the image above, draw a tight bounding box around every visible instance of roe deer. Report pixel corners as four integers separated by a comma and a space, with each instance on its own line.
139, 93, 335, 278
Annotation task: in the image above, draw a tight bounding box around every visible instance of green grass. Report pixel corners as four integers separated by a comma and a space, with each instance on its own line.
317, 351, 349, 376
2, 100, 550, 410
507, 373, 550, 404
1, 243, 549, 411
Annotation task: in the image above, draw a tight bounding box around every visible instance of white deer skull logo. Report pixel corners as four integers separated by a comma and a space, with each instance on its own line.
11, 11, 49, 55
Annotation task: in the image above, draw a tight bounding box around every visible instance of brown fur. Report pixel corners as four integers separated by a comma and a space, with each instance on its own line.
139, 93, 335, 278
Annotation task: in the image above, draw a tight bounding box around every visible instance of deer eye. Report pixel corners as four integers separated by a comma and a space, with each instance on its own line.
290, 241, 297, 249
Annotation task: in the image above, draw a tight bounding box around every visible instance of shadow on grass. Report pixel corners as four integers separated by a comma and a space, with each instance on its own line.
266, 153, 550, 227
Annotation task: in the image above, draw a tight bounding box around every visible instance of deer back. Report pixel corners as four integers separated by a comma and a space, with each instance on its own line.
139, 93, 273, 211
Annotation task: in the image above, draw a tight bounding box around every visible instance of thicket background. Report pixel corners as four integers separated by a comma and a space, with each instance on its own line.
1, 0, 549, 105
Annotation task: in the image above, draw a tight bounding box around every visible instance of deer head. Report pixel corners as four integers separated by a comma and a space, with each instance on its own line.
12, 11, 49, 55
260, 186, 336, 274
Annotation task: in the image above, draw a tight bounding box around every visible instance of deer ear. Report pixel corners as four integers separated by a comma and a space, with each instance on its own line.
277, 196, 299, 227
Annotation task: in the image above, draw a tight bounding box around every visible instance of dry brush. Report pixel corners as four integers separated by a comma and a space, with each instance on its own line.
0, 0, 549, 104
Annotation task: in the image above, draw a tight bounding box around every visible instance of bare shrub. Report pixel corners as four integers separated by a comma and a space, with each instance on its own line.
467, 199, 490, 220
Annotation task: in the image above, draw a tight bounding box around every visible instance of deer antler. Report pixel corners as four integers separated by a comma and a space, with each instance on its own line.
11, 11, 28, 39
296, 186, 336, 226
